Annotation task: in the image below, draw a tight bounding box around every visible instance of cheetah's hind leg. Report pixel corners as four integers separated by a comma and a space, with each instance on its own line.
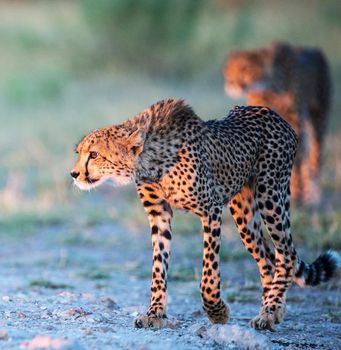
229, 185, 275, 310
250, 182, 295, 330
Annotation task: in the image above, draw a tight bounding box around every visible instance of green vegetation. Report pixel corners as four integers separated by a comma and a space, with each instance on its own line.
226, 290, 257, 303
79, 0, 341, 82
29, 279, 74, 289
79, 268, 111, 280
286, 295, 305, 303
0, 1, 340, 254
0, 212, 64, 238
291, 210, 341, 250
135, 265, 199, 282
169, 266, 199, 282
321, 310, 341, 322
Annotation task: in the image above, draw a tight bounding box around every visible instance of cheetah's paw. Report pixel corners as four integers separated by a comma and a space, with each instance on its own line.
206, 302, 230, 324
134, 313, 180, 329
134, 314, 167, 329
274, 304, 286, 324
250, 311, 276, 331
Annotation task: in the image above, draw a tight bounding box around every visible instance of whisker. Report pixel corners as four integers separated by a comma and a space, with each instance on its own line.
72, 182, 80, 193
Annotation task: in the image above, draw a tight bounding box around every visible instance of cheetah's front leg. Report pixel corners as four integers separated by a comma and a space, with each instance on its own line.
200, 209, 230, 324
134, 183, 173, 329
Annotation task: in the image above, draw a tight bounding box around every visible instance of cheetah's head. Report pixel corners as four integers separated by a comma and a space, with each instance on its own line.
71, 126, 145, 190
223, 50, 268, 98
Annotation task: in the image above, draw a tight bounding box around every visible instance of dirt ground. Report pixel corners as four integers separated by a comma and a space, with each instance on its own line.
0, 222, 340, 350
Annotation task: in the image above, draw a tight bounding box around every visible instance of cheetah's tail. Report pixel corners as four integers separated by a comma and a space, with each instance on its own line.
294, 250, 341, 287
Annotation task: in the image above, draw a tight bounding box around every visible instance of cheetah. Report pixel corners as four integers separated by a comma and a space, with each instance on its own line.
71, 99, 340, 330
247, 90, 317, 205
223, 41, 331, 205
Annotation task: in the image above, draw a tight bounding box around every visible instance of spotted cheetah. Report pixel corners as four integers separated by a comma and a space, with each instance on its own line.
247, 89, 318, 204
223, 42, 331, 205
71, 99, 340, 330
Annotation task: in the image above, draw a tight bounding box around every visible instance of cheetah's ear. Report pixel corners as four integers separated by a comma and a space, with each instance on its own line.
126, 129, 146, 156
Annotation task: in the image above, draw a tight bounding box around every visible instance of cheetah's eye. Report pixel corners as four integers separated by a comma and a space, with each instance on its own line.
89, 151, 98, 159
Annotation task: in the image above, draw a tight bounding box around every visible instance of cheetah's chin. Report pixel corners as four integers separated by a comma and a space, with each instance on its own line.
73, 177, 108, 191
74, 175, 132, 191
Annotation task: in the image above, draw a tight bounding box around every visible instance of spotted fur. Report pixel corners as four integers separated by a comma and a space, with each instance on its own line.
223, 42, 331, 205
71, 99, 340, 330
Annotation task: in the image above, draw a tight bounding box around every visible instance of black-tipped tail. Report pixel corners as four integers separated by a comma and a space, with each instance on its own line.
294, 250, 340, 287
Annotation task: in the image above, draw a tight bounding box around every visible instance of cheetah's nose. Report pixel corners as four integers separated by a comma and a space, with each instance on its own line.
70, 171, 80, 179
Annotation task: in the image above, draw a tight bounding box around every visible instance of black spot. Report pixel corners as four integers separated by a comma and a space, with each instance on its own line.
258, 184, 266, 193
275, 207, 282, 215
266, 216, 275, 224
212, 228, 220, 237
149, 210, 161, 216
275, 223, 283, 231
265, 201, 273, 210
162, 230, 172, 240
272, 233, 280, 241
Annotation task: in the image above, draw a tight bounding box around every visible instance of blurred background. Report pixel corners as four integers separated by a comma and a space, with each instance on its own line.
0, 0, 341, 250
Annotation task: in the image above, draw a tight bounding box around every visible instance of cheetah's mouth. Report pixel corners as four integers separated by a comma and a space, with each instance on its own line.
73, 174, 132, 191
73, 176, 107, 191
85, 176, 100, 184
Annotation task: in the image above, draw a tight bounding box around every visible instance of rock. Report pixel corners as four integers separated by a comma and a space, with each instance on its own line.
100, 297, 119, 310
195, 325, 207, 338
191, 309, 202, 318
41, 310, 53, 319
98, 326, 112, 333
80, 293, 93, 299
20, 335, 84, 349
205, 324, 271, 350
0, 329, 8, 340
61, 307, 91, 319
82, 328, 93, 335
164, 318, 181, 329
17, 312, 26, 319
57, 292, 76, 299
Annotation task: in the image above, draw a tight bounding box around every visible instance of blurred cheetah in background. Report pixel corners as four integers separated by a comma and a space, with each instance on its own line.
71, 99, 340, 330
224, 41, 331, 205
